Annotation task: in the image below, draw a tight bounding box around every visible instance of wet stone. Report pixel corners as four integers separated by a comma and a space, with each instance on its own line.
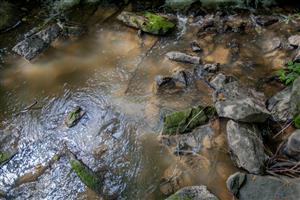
165, 185, 219, 200
209, 73, 236, 91
64, 106, 85, 128
226, 120, 267, 174
190, 40, 202, 52
291, 76, 300, 116
263, 37, 281, 52
166, 51, 201, 64
12, 24, 62, 60
227, 172, 300, 200
293, 49, 300, 63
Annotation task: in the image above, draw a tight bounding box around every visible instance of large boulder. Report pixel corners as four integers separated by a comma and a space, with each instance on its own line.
163, 105, 215, 135
283, 129, 300, 161
214, 82, 270, 123
267, 86, 293, 122
226, 120, 267, 174
117, 11, 175, 35
12, 24, 62, 60
165, 185, 219, 200
227, 172, 300, 200
291, 76, 300, 116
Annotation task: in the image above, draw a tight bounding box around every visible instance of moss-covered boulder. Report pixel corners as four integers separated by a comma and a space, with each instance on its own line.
0, 151, 12, 164
64, 106, 85, 128
163, 105, 215, 135
70, 159, 102, 192
117, 11, 175, 35
165, 185, 219, 200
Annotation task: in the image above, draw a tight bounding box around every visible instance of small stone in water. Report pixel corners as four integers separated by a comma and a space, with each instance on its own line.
190, 40, 202, 52
65, 106, 85, 128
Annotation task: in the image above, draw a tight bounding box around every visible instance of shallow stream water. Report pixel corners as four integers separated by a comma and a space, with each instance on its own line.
0, 8, 299, 200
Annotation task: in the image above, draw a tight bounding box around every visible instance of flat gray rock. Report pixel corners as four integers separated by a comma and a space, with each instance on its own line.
226, 120, 267, 174
288, 35, 300, 47
227, 172, 300, 200
214, 82, 270, 123
284, 129, 300, 160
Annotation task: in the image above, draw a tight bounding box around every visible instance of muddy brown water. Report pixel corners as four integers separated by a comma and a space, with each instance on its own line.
0, 12, 299, 200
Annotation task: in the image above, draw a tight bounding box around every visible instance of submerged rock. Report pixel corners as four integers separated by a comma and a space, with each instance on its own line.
291, 76, 300, 116
166, 51, 201, 64
283, 129, 300, 161
267, 86, 293, 122
255, 16, 278, 26
165, 185, 218, 200
117, 11, 175, 35
226, 120, 267, 174
209, 73, 236, 90
263, 37, 281, 52
288, 35, 300, 47
214, 82, 270, 123
12, 24, 62, 60
227, 172, 300, 200
163, 105, 215, 135
70, 158, 102, 193
64, 106, 85, 128
161, 123, 214, 155
0, 152, 12, 165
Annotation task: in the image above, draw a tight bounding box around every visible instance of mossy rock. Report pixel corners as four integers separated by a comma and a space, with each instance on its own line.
64, 106, 85, 128
70, 159, 102, 192
0, 1, 15, 30
0, 152, 12, 164
117, 11, 175, 35
163, 105, 216, 135
294, 115, 300, 129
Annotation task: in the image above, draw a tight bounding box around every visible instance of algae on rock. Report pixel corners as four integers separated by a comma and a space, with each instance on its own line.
0, 152, 11, 164
70, 159, 102, 192
163, 105, 215, 135
117, 11, 175, 35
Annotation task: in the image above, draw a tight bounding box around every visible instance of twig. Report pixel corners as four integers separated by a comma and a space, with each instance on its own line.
272, 121, 293, 139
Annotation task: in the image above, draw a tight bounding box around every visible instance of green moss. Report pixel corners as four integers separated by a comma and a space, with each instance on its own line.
65, 106, 84, 128
142, 12, 175, 35
70, 159, 102, 192
163, 105, 215, 135
0, 152, 11, 164
294, 115, 300, 129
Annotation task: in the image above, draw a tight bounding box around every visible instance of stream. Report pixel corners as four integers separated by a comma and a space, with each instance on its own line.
0, 1, 299, 200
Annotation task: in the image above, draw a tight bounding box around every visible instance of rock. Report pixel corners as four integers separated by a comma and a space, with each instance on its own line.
53, 0, 81, 11
12, 24, 62, 60
293, 49, 300, 63
209, 73, 236, 90
226, 120, 267, 174
267, 86, 293, 122
227, 172, 300, 200
255, 16, 278, 26
226, 15, 249, 32
202, 63, 219, 73
165, 185, 218, 200
190, 40, 202, 52
154, 68, 194, 94
64, 106, 85, 128
288, 35, 300, 47
163, 105, 216, 135
283, 130, 300, 160
117, 11, 175, 35
214, 82, 270, 123
291, 76, 300, 116
70, 158, 102, 193
166, 51, 201, 64
0, 152, 12, 165
161, 123, 214, 155
263, 37, 281, 52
